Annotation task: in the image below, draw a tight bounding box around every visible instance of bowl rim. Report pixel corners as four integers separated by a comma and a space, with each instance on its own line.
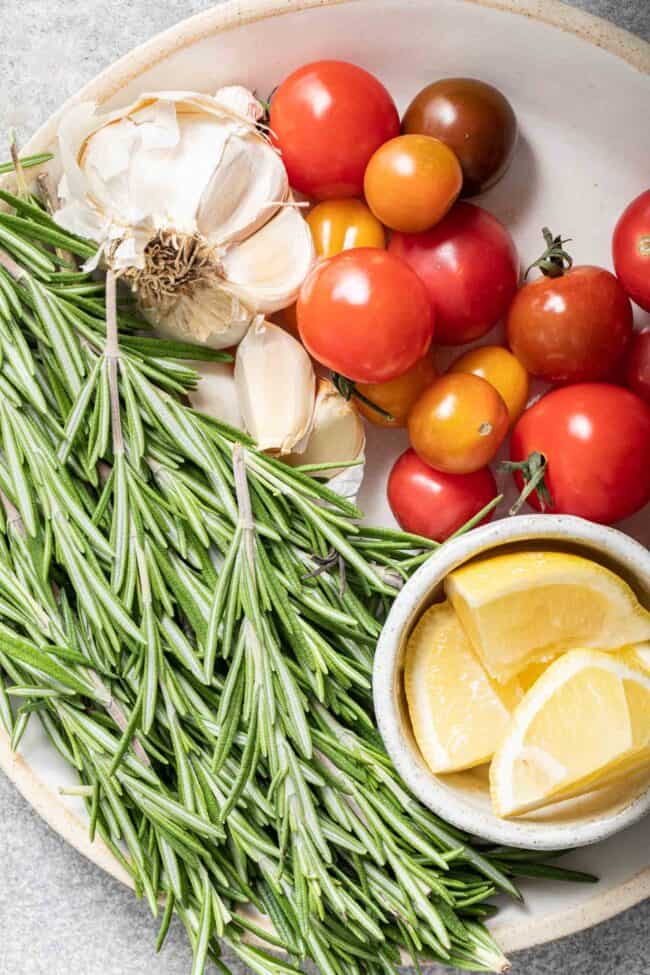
373, 513, 650, 851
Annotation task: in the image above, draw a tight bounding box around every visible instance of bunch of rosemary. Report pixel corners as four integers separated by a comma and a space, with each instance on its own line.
0, 156, 594, 975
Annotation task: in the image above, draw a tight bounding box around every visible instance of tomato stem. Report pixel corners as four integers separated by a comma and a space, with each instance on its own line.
525, 227, 573, 279
331, 372, 396, 422
500, 451, 554, 515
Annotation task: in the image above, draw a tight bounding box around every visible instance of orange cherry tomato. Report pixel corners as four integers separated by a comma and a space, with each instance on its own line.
355, 355, 437, 428
364, 134, 462, 233
307, 199, 386, 258
408, 373, 509, 474
448, 345, 529, 425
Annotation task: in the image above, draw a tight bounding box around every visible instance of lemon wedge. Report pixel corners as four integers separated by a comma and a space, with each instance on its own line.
620, 641, 650, 674
404, 601, 521, 774
445, 550, 650, 682
490, 650, 650, 817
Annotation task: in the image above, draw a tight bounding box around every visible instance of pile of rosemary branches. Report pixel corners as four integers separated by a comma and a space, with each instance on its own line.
0, 157, 594, 975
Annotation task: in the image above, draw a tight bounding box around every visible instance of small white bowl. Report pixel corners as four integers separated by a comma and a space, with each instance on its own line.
373, 514, 650, 850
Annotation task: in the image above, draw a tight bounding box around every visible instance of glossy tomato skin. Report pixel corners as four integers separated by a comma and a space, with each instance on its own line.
388, 449, 497, 542
389, 203, 518, 345
626, 329, 650, 403
297, 248, 434, 384
269, 61, 399, 199
364, 135, 462, 233
408, 373, 509, 474
612, 189, 650, 312
507, 266, 633, 383
306, 199, 385, 258
355, 355, 437, 428
510, 383, 650, 524
402, 78, 517, 197
448, 345, 529, 425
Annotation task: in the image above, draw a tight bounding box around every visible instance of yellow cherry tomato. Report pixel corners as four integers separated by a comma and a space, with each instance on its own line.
364, 134, 462, 233
356, 355, 437, 428
306, 199, 386, 258
408, 373, 509, 474
448, 345, 529, 425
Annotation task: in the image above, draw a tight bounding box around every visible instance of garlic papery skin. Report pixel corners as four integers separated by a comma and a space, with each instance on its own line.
286, 379, 366, 480
235, 318, 315, 454
54, 90, 313, 349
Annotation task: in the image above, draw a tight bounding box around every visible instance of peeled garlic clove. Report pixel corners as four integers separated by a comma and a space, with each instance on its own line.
188, 361, 242, 429
286, 379, 366, 479
235, 318, 315, 453
222, 205, 314, 314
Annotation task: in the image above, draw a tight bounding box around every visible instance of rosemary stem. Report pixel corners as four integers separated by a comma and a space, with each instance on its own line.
105, 269, 124, 456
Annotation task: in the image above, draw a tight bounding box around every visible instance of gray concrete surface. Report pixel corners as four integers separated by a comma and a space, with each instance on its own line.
0, 1, 648, 973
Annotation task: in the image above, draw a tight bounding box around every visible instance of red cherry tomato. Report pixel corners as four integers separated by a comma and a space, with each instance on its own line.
389, 203, 518, 345
269, 60, 399, 200
612, 189, 650, 312
509, 383, 650, 525
626, 329, 650, 403
507, 253, 634, 384
297, 249, 434, 384
388, 449, 497, 542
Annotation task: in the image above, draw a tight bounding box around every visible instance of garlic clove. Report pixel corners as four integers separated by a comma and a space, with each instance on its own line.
221, 205, 314, 314
235, 318, 315, 454
197, 133, 288, 246
188, 361, 242, 429
285, 379, 366, 479
213, 86, 265, 123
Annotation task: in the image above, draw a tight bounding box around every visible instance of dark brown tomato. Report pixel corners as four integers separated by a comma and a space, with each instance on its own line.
402, 78, 517, 197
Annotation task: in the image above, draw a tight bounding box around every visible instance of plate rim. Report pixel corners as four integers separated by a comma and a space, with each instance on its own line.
2, 0, 649, 958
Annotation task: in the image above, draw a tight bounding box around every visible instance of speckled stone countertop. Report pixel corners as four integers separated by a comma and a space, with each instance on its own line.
0, 2, 648, 973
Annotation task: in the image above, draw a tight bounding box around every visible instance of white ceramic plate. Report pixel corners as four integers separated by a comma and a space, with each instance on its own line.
2, 0, 650, 958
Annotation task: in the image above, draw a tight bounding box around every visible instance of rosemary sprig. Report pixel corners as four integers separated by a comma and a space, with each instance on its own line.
0, 186, 593, 975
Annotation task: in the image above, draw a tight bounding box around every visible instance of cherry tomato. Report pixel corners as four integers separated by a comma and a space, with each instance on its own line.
389, 203, 518, 344
270, 60, 399, 199
355, 355, 437, 428
388, 448, 497, 542
507, 231, 633, 383
306, 199, 385, 258
626, 329, 650, 403
448, 345, 529, 425
612, 189, 650, 312
297, 248, 434, 383
402, 78, 517, 197
509, 383, 650, 524
408, 373, 509, 474
364, 135, 462, 233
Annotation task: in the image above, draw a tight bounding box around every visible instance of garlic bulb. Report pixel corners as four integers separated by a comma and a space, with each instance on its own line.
286, 379, 366, 479
54, 89, 314, 349
235, 318, 315, 454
